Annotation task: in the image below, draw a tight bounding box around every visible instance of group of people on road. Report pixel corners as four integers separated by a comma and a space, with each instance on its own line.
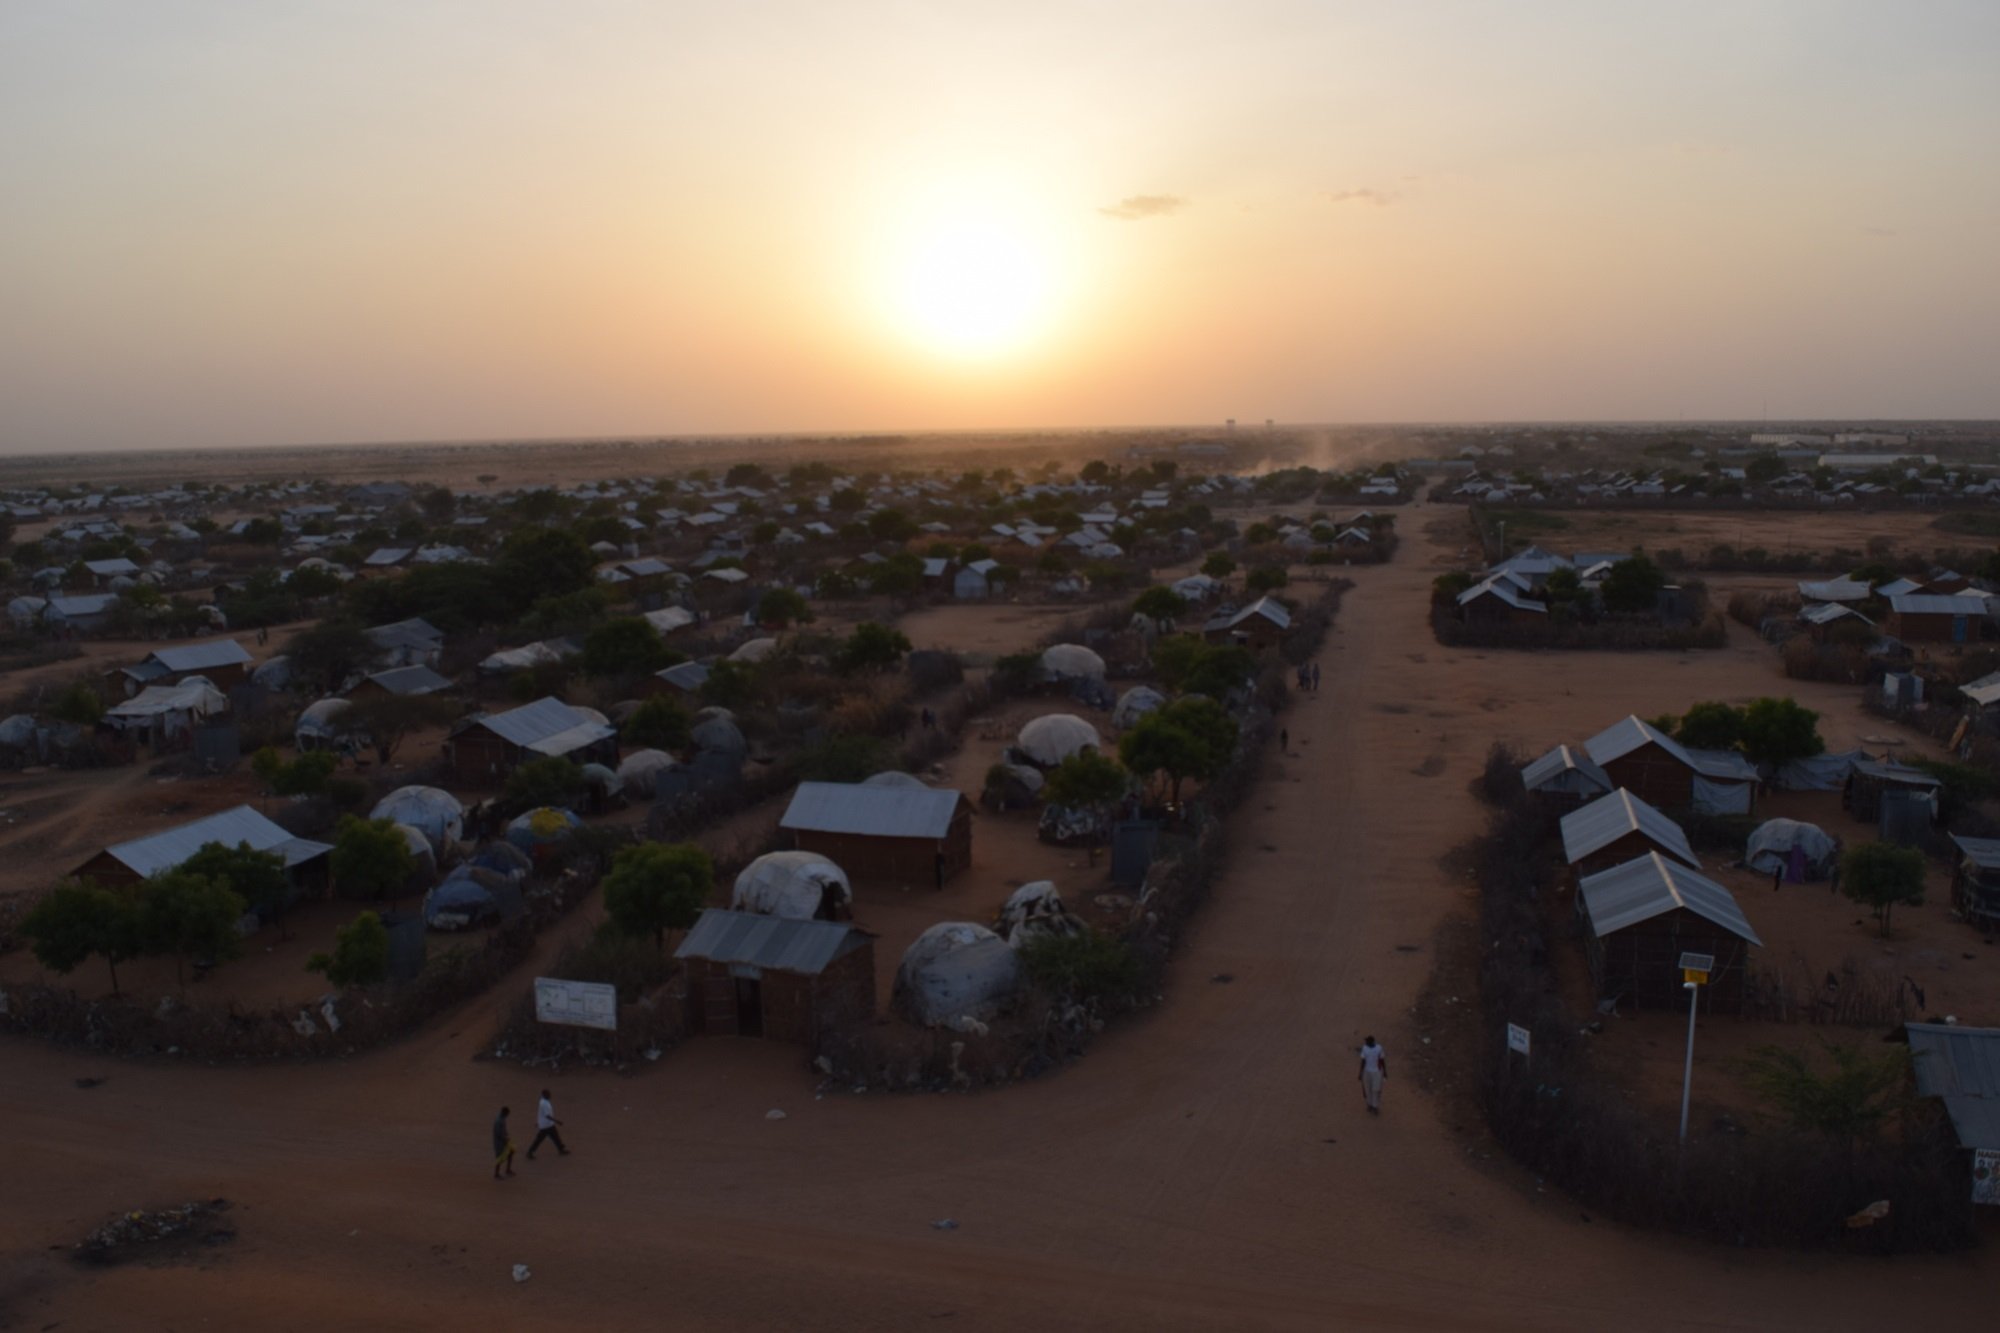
491, 1089, 571, 1180
1294, 661, 1322, 692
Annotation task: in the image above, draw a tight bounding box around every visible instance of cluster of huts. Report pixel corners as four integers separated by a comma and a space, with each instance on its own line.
1793, 570, 1994, 647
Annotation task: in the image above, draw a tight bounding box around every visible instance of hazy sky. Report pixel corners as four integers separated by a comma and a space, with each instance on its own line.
3, 2, 1996, 453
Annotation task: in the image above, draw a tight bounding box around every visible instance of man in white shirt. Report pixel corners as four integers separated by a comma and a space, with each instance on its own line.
527, 1088, 570, 1159
1358, 1037, 1387, 1114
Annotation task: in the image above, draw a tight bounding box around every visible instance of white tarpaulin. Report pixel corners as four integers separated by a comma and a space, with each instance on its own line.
370, 786, 464, 853
1015, 713, 1102, 766
894, 922, 1022, 1026
997, 881, 1082, 945
1745, 819, 1838, 878
1691, 775, 1754, 815
1773, 750, 1863, 792
1039, 644, 1106, 681
1112, 687, 1166, 732
731, 851, 852, 920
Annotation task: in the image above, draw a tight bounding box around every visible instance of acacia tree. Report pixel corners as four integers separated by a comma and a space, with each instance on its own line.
1131, 586, 1188, 631
602, 842, 713, 950
1043, 750, 1130, 809
307, 911, 391, 988
1201, 552, 1236, 580
1599, 553, 1666, 614
622, 696, 692, 750
1119, 696, 1239, 806
835, 622, 911, 674
139, 871, 247, 986
1674, 701, 1745, 751
341, 692, 459, 764
1740, 697, 1824, 768
1839, 842, 1925, 936
179, 840, 292, 933
1743, 1041, 1910, 1157
757, 588, 812, 628
582, 617, 668, 677
21, 880, 144, 995
330, 815, 417, 902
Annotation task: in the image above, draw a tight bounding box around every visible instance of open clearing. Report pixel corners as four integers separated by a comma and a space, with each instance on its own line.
2, 500, 1994, 1330
1485, 506, 1995, 563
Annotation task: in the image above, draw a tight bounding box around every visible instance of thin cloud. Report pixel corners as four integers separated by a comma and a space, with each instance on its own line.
1099, 194, 1186, 221
1324, 188, 1396, 208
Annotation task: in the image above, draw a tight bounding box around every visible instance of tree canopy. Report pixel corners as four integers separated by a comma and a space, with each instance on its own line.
835, 622, 911, 674
1838, 841, 1925, 936
602, 842, 713, 949
1599, 553, 1667, 614
582, 617, 669, 677
139, 871, 247, 985
1739, 696, 1824, 767
308, 911, 391, 988
330, 815, 418, 901
1043, 750, 1130, 808
622, 696, 692, 751
21, 880, 144, 994
1118, 696, 1239, 805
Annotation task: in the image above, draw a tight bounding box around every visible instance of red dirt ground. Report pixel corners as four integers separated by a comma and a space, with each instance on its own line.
2, 500, 1995, 1330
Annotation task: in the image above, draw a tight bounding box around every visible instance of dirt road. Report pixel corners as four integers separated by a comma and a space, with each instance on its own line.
3, 506, 1992, 1330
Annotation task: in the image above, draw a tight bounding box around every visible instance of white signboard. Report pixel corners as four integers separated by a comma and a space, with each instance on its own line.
1506, 1023, 1532, 1056
534, 977, 617, 1032
1974, 1148, 2000, 1207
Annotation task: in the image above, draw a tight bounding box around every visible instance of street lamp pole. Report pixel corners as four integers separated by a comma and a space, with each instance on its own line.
1678, 979, 1699, 1144
1677, 951, 1713, 1146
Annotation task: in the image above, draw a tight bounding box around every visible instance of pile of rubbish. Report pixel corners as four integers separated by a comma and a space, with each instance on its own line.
76, 1199, 234, 1264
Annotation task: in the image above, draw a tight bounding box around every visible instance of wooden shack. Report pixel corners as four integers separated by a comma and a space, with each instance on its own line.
1577, 852, 1761, 1013
1842, 757, 1941, 822
1948, 834, 2000, 933
71, 804, 332, 894
674, 909, 874, 1043
1560, 788, 1700, 879
1582, 714, 1757, 815
779, 781, 972, 889
1201, 597, 1293, 651
1886, 593, 1989, 645
446, 696, 617, 787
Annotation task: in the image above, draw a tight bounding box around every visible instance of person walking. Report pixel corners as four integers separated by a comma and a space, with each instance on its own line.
1358, 1036, 1388, 1114
492, 1107, 517, 1180
1311, 662, 1321, 692
1280, 727, 1290, 754
527, 1089, 570, 1159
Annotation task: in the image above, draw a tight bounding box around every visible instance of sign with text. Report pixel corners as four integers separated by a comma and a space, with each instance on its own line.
534, 977, 617, 1032
1506, 1023, 1531, 1056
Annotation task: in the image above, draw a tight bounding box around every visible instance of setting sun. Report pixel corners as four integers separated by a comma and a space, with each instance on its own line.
865, 186, 1071, 362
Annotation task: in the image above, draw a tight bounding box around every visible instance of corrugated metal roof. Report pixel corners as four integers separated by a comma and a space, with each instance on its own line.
1950, 834, 2000, 871
1521, 744, 1613, 795
146, 639, 252, 673
102, 804, 332, 879
780, 781, 964, 839
1800, 602, 1868, 626
1797, 578, 1871, 603
1578, 852, 1762, 945
1907, 1022, 2000, 1149
363, 664, 450, 695
1850, 757, 1940, 787
1561, 789, 1699, 868
474, 697, 603, 749
654, 661, 709, 690
674, 908, 861, 975
1583, 715, 1756, 783
1890, 593, 1990, 616
366, 617, 444, 650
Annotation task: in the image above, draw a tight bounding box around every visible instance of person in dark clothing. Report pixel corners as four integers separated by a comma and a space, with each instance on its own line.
1772, 862, 1784, 894
492, 1107, 517, 1180
1280, 727, 1289, 754
1311, 662, 1321, 691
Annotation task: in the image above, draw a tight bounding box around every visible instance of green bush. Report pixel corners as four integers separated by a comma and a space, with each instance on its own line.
1018, 929, 1143, 1004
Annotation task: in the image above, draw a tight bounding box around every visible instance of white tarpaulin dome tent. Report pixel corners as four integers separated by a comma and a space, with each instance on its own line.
729, 636, 779, 663
996, 881, 1082, 944
1015, 713, 1102, 766
371, 786, 464, 853
894, 922, 1022, 1026
295, 697, 351, 749
1112, 686, 1166, 731
691, 715, 746, 756
1040, 644, 1106, 681
1745, 819, 1838, 879
731, 850, 853, 920
616, 748, 678, 796
1171, 574, 1220, 602
251, 655, 292, 689
861, 770, 928, 789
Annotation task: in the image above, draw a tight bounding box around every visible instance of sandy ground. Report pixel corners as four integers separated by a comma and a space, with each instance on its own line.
1488, 507, 1994, 564
3, 501, 1996, 1331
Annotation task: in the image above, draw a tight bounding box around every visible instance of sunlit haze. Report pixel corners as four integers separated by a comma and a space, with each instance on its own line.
3, 2, 1996, 453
